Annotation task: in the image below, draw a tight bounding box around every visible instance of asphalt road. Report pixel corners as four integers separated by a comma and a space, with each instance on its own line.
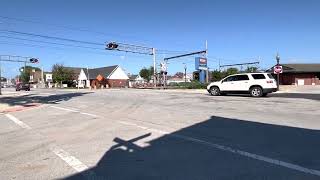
1, 88, 320, 180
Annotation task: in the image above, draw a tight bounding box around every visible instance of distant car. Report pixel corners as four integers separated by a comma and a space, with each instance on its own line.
16, 83, 30, 91
207, 73, 277, 97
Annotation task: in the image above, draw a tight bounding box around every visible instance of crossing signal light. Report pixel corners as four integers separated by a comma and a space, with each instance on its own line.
106, 42, 119, 50
29, 58, 39, 63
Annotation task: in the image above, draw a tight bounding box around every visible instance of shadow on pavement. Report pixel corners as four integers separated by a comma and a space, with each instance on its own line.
63, 116, 320, 180
0, 92, 92, 107
205, 93, 320, 101
269, 93, 320, 101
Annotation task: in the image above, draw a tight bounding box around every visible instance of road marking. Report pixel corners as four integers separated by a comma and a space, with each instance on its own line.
80, 112, 99, 118
51, 106, 79, 112
50, 106, 99, 118
4, 113, 92, 175
5, 114, 31, 129
51, 145, 89, 172
118, 120, 320, 177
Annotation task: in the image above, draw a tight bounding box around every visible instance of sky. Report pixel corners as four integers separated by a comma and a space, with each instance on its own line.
0, 0, 320, 78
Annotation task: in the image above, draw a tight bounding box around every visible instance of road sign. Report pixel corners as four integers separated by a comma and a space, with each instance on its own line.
46, 74, 52, 82
160, 62, 167, 72
274, 65, 283, 74
195, 57, 207, 70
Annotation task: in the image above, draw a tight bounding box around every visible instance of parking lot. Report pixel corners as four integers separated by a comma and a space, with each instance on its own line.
1, 88, 320, 180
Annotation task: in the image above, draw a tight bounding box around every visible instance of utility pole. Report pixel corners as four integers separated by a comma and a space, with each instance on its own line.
205, 40, 209, 83
276, 53, 280, 91
0, 55, 39, 95
0, 57, 2, 95
152, 48, 156, 87
41, 66, 44, 87
183, 63, 187, 83
87, 67, 90, 89
105, 41, 157, 87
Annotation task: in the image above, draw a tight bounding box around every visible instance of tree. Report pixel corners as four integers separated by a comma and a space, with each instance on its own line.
20, 72, 30, 83
211, 70, 223, 81
19, 66, 40, 83
52, 64, 73, 87
139, 66, 154, 81
174, 72, 184, 78
245, 66, 258, 73
225, 67, 239, 76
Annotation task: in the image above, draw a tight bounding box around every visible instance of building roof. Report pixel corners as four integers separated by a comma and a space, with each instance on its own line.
64, 67, 83, 74
64, 65, 119, 80
86, 65, 118, 79
266, 63, 320, 73
129, 75, 138, 80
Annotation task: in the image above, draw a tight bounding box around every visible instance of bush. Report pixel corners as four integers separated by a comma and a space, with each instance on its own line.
168, 81, 208, 89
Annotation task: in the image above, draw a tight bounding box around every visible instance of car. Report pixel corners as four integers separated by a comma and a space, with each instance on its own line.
16, 83, 31, 91
207, 73, 277, 97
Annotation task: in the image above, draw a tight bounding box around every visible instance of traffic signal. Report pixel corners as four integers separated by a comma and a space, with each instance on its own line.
106, 42, 119, 50
29, 58, 39, 63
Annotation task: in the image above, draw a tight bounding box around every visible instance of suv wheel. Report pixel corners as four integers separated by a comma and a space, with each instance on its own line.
210, 86, 220, 96
250, 86, 263, 97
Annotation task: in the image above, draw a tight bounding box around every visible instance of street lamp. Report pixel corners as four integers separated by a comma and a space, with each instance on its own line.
183, 63, 187, 83
276, 53, 280, 91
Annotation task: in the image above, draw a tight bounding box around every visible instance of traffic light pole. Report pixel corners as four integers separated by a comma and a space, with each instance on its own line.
105, 42, 157, 86
276, 53, 280, 91
152, 48, 156, 87
0, 57, 2, 95
0, 55, 39, 95
205, 40, 209, 83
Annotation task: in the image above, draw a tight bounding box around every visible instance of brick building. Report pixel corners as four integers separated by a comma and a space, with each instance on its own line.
66, 65, 129, 88
266, 64, 320, 85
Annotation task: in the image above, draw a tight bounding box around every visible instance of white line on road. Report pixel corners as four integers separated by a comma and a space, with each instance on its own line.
51, 145, 89, 172
80, 112, 99, 118
4, 113, 92, 176
51, 106, 99, 118
118, 120, 320, 177
51, 106, 79, 112
48, 105, 320, 176
5, 114, 31, 129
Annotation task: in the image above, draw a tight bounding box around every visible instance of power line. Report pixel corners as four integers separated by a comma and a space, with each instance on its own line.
0, 35, 103, 50
0, 30, 104, 46
0, 40, 124, 57
0, 15, 152, 44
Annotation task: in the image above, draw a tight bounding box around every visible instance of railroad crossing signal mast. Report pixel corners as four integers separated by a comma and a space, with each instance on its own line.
105, 42, 157, 87
0, 55, 39, 95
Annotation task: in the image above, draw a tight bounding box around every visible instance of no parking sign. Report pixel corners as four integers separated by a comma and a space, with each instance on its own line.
274, 65, 283, 74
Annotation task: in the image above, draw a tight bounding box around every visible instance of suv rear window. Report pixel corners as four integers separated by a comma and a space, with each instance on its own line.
267, 74, 275, 79
251, 74, 266, 79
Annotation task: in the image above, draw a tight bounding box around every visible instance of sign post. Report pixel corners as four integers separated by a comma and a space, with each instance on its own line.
195, 57, 208, 83
275, 53, 281, 91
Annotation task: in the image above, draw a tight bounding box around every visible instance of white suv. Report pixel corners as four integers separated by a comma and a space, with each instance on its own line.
207, 73, 277, 97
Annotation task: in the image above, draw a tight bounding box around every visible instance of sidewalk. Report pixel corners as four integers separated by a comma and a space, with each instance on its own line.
279, 85, 320, 94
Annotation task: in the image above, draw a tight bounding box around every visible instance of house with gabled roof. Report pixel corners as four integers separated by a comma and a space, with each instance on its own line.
66, 65, 129, 88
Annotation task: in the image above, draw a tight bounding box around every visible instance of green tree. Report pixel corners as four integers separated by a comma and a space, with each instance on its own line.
52, 64, 73, 87
225, 67, 239, 76
139, 66, 154, 81
211, 70, 223, 81
245, 66, 258, 73
20, 72, 30, 83
19, 66, 40, 83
